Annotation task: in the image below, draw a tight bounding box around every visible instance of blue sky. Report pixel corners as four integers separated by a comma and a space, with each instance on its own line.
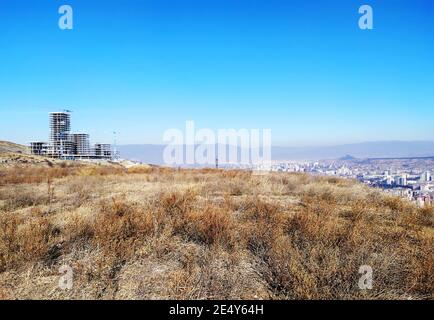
0, 0, 433, 146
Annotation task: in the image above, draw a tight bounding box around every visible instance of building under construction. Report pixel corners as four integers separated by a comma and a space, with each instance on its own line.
30, 111, 114, 160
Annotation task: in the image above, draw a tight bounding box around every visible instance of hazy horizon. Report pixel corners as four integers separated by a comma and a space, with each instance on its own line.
114, 140, 434, 164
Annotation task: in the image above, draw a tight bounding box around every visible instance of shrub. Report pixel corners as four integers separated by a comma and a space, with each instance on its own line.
0, 167, 432, 300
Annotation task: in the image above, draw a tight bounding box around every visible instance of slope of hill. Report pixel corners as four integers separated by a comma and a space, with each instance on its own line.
0, 141, 57, 166
0, 141, 64, 167
0, 166, 432, 300
0, 141, 29, 154
0, 141, 150, 168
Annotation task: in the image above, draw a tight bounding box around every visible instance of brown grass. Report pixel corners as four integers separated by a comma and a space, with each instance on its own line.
0, 164, 432, 300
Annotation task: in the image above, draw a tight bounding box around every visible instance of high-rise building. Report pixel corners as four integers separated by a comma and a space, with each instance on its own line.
95, 143, 112, 159
50, 112, 71, 142
72, 133, 91, 156
394, 174, 408, 186
49, 111, 75, 156
420, 171, 431, 182
30, 142, 48, 155
30, 111, 113, 160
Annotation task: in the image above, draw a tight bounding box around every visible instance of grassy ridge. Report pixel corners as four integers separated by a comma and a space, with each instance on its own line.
0, 165, 432, 299
0, 141, 29, 154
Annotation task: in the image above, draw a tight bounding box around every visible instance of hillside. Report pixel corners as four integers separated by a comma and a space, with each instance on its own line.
0, 141, 58, 167
0, 140, 143, 168
0, 165, 432, 300
0, 141, 29, 154
0, 141, 66, 167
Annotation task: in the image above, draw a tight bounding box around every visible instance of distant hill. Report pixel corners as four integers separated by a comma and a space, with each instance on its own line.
339, 154, 356, 161
117, 141, 434, 164
117, 144, 166, 165
0, 141, 58, 166
272, 141, 434, 160
0, 141, 151, 168
0, 141, 29, 154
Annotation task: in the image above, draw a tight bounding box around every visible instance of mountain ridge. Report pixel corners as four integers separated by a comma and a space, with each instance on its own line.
117, 141, 434, 164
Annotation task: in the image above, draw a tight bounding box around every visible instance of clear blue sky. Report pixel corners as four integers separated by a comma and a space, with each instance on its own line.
0, 0, 433, 146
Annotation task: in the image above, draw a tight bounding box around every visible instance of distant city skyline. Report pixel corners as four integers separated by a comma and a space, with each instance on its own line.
1, 0, 433, 146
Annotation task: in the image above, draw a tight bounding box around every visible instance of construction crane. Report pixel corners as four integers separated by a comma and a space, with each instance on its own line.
113, 131, 119, 161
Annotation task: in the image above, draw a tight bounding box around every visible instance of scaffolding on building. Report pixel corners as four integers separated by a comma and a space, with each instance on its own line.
30, 111, 114, 160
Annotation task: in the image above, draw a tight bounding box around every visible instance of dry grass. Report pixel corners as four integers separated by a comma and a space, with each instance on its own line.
0, 164, 432, 300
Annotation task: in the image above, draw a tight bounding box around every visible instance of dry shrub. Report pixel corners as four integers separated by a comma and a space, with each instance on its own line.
382, 195, 407, 212
226, 179, 249, 196
221, 170, 247, 179
234, 180, 433, 299
240, 197, 280, 222
94, 196, 153, 255
0, 164, 129, 187
317, 175, 356, 187
0, 166, 76, 185
0, 167, 432, 300
0, 214, 20, 271
178, 205, 235, 248
156, 189, 197, 221
238, 197, 284, 255
77, 166, 126, 177
341, 200, 368, 222
195, 207, 234, 247
0, 186, 49, 211
66, 176, 101, 208
157, 189, 233, 247
0, 286, 9, 299
150, 247, 269, 300
413, 205, 434, 227
126, 166, 153, 174
406, 237, 433, 296
0, 214, 55, 272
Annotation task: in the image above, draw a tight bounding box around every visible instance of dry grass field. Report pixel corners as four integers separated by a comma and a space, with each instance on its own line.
0, 163, 432, 300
